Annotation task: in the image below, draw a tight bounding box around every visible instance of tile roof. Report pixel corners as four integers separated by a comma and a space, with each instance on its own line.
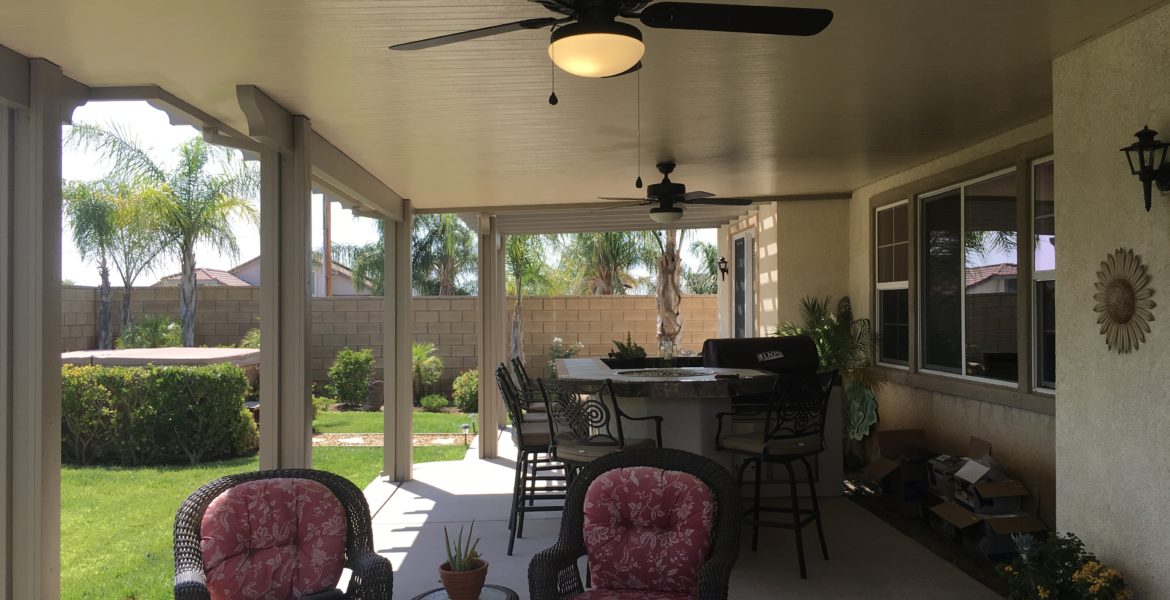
153, 268, 252, 287
965, 263, 1017, 288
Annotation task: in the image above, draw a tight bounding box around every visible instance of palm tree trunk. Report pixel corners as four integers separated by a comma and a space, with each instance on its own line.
179, 244, 197, 347
121, 282, 134, 334
97, 258, 113, 350
656, 232, 683, 345
510, 277, 524, 364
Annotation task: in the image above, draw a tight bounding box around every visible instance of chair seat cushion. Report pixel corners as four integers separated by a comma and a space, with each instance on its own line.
574, 590, 692, 600
522, 410, 549, 423
514, 427, 552, 448
718, 433, 822, 455
583, 466, 716, 595
526, 401, 548, 413
200, 478, 347, 599
557, 438, 656, 463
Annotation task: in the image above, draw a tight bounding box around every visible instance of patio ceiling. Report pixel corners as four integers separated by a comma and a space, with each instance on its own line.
0, 0, 1160, 210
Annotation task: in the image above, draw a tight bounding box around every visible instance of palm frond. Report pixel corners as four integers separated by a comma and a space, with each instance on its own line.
66, 122, 166, 183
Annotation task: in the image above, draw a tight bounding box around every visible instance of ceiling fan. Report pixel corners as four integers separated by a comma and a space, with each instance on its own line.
389, 0, 833, 78
601, 161, 754, 223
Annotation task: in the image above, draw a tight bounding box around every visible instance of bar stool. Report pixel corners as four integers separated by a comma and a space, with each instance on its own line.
495, 365, 565, 556
537, 378, 662, 483
715, 369, 837, 579
510, 357, 547, 413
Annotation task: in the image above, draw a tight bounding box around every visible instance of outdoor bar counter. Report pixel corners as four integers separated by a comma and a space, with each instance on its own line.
554, 357, 773, 468
554, 356, 844, 496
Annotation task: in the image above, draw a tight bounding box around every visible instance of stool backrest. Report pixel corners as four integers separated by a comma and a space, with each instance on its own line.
763, 370, 838, 443
538, 378, 623, 447
495, 364, 530, 440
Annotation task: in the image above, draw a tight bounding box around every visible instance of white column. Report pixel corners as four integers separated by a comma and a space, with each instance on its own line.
383, 202, 413, 481
258, 115, 313, 469
3, 58, 84, 599
476, 214, 502, 458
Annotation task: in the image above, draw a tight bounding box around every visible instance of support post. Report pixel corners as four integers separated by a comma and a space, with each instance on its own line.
322, 194, 333, 297
2, 58, 84, 600
383, 201, 413, 481
258, 115, 313, 469
476, 214, 502, 458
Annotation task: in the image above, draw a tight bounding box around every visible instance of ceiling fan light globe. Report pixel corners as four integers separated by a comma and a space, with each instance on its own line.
549, 21, 644, 78
649, 206, 684, 223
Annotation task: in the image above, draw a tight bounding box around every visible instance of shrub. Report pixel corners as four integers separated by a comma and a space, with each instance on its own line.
609, 332, 647, 361
412, 342, 443, 399
547, 337, 585, 378
312, 395, 334, 421
420, 394, 448, 413
239, 327, 261, 349
116, 314, 182, 349
1000, 533, 1132, 600
327, 348, 375, 408
451, 369, 478, 413
60, 363, 258, 465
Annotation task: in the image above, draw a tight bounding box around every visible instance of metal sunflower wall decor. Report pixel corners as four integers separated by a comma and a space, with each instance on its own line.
1093, 248, 1155, 353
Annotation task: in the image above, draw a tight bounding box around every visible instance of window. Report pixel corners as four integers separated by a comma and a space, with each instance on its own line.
875, 202, 909, 365
920, 169, 1019, 383
1033, 158, 1055, 390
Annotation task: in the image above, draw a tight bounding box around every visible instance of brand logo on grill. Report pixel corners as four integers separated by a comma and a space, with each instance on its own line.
756, 350, 785, 363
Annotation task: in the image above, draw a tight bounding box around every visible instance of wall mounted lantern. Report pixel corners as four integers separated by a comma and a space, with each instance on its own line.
718, 256, 729, 281
1121, 125, 1170, 211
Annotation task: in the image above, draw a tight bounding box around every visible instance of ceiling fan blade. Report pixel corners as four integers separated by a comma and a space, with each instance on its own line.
638, 3, 833, 37
599, 197, 651, 202
389, 17, 563, 51
602, 61, 643, 78
682, 197, 755, 206
683, 191, 715, 201
599, 200, 652, 211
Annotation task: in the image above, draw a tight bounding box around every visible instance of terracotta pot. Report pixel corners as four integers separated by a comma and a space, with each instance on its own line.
439, 559, 488, 600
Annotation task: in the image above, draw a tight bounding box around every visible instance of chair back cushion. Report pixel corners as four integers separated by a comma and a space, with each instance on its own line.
583, 466, 716, 594
200, 478, 348, 599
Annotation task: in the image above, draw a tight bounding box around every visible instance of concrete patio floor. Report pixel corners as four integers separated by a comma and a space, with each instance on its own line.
365, 431, 1001, 600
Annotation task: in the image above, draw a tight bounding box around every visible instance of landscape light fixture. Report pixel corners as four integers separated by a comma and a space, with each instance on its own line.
718, 256, 729, 281
549, 21, 644, 78
1121, 125, 1170, 212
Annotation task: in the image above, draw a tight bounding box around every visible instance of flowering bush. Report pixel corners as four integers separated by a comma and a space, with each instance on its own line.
546, 337, 585, 378
1000, 533, 1131, 600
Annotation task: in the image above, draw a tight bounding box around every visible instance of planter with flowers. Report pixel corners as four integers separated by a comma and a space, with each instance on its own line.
1000, 532, 1132, 600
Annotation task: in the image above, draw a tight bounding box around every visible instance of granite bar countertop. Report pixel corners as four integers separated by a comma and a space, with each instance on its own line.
555, 358, 774, 398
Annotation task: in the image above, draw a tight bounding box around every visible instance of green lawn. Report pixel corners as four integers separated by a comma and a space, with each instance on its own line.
313, 409, 475, 434
60, 445, 459, 600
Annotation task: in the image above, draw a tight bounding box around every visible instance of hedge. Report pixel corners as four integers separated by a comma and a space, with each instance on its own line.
61, 363, 259, 466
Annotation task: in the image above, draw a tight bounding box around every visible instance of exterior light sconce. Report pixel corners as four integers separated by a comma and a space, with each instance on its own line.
1121, 125, 1170, 211
718, 256, 729, 281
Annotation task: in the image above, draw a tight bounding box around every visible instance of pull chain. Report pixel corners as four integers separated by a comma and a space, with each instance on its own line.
548, 32, 559, 106
635, 69, 642, 188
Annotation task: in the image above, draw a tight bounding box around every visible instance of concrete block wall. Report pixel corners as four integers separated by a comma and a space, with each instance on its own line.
61, 287, 719, 391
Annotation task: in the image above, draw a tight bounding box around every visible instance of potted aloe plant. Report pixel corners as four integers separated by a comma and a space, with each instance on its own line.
439, 521, 486, 600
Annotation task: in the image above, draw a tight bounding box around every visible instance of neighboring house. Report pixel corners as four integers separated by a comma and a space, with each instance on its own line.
965, 263, 1017, 294
229, 255, 373, 296
152, 268, 251, 287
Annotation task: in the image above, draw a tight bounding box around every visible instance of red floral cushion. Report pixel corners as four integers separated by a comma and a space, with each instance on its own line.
575, 590, 692, 600
200, 478, 348, 599
583, 467, 716, 594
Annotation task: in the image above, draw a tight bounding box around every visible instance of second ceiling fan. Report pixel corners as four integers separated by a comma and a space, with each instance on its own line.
389, 0, 833, 78
601, 161, 754, 223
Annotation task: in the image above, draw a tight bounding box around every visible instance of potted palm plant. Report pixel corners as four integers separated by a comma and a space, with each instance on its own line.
439, 522, 486, 600
775, 296, 885, 466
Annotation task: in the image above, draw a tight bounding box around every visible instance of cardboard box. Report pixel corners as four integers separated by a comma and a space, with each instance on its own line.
965, 514, 1048, 560
927, 454, 964, 498
928, 500, 983, 540
863, 429, 934, 518
957, 479, 1029, 515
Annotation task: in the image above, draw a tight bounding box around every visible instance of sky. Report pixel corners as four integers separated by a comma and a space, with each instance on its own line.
61, 101, 717, 287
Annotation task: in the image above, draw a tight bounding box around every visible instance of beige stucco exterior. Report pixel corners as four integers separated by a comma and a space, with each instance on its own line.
1054, 3, 1170, 596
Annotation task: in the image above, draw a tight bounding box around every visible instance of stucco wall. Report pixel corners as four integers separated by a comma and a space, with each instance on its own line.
1053, 3, 1170, 595
771, 198, 852, 327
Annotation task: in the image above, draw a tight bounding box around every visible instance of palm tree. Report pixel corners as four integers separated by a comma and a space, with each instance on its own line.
412, 214, 477, 296
63, 181, 117, 348
649, 230, 686, 345
68, 124, 259, 346
505, 234, 554, 364
683, 240, 719, 294
106, 181, 169, 331
560, 231, 656, 295
332, 220, 386, 295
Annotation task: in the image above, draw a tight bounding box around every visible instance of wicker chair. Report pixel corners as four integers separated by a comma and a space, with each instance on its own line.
174, 469, 393, 599
528, 448, 741, 600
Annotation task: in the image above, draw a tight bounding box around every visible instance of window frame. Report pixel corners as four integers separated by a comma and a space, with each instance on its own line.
1031, 155, 1056, 393
916, 165, 1020, 387
874, 199, 910, 368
